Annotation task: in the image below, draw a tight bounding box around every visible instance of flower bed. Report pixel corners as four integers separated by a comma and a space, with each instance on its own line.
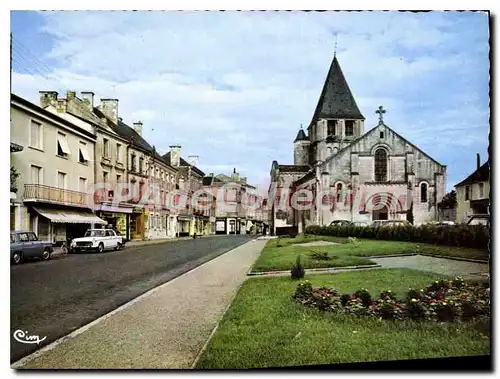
292, 277, 490, 323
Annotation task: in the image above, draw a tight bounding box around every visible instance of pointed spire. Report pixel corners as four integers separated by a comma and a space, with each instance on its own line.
334, 33, 338, 58
294, 124, 308, 142
309, 55, 364, 126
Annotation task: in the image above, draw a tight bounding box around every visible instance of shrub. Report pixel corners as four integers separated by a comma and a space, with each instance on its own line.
309, 250, 330, 261
347, 236, 360, 248
353, 288, 372, 307
406, 288, 424, 303
405, 299, 429, 321
379, 290, 397, 301
291, 254, 305, 280
304, 224, 489, 250
340, 294, 351, 306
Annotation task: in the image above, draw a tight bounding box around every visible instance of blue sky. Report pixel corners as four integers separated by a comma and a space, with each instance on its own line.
10, 11, 490, 192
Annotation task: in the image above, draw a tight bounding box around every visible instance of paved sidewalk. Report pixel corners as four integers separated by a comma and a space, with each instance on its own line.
13, 239, 267, 369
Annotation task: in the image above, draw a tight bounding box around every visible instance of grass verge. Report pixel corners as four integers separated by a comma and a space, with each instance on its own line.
195, 269, 490, 369
251, 235, 487, 272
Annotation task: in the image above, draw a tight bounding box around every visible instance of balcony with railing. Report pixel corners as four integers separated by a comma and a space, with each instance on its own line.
24, 184, 91, 208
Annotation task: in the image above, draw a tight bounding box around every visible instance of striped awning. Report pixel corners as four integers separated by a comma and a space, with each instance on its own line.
33, 207, 106, 224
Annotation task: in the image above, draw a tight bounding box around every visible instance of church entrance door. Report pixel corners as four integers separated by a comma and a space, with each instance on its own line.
373, 206, 389, 221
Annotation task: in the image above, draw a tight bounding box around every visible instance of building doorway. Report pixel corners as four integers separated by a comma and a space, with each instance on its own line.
372, 206, 389, 221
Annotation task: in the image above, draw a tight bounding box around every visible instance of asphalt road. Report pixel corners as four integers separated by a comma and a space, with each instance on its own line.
10, 235, 253, 363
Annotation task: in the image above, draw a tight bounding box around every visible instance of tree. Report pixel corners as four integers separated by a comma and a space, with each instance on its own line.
10, 166, 20, 193
438, 190, 457, 209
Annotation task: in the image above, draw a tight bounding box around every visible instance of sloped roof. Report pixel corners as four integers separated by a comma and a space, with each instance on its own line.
215, 173, 232, 182
294, 128, 308, 143
310, 55, 364, 126
293, 171, 315, 186
321, 122, 445, 168
92, 107, 154, 154
455, 162, 490, 187
278, 165, 310, 173
162, 152, 205, 177
202, 176, 214, 186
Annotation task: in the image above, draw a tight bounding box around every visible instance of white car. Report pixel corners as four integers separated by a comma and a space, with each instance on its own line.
467, 214, 489, 226
70, 229, 124, 253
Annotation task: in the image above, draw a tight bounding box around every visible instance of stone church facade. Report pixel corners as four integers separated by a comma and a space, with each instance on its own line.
270, 55, 447, 234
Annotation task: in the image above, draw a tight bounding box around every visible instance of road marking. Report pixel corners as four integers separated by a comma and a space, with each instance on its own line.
11, 238, 258, 368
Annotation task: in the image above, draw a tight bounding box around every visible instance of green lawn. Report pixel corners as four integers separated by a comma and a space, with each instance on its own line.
251, 235, 488, 272
195, 269, 490, 369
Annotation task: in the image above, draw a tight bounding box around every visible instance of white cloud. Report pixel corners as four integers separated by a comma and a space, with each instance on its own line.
12, 11, 489, 190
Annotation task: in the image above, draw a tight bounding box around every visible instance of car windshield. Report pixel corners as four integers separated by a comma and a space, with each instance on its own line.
85, 230, 105, 237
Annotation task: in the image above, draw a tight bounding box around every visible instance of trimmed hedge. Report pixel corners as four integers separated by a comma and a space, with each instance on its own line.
305, 224, 489, 250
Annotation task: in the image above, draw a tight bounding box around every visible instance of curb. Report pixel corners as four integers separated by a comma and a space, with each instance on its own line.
418, 253, 489, 264
365, 253, 417, 259
11, 238, 257, 369
362, 253, 488, 264
248, 264, 381, 277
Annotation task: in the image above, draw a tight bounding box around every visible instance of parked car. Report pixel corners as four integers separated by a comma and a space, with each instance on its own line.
424, 221, 456, 227
10, 231, 53, 264
70, 229, 124, 253
371, 220, 411, 227
467, 214, 489, 226
352, 221, 370, 227
329, 220, 353, 227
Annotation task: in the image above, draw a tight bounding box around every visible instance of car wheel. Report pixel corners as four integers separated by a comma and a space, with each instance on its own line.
97, 243, 104, 253
115, 242, 121, 251
41, 248, 51, 261
12, 252, 22, 265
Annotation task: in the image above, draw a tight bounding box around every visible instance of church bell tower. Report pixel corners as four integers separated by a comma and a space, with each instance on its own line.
308, 54, 365, 164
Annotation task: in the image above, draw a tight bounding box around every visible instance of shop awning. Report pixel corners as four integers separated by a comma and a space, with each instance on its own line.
33, 207, 106, 224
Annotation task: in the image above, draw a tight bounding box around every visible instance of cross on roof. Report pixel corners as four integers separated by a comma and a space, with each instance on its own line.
334, 33, 338, 57
375, 105, 386, 124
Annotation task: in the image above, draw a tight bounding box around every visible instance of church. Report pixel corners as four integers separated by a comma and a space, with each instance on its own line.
269, 54, 447, 235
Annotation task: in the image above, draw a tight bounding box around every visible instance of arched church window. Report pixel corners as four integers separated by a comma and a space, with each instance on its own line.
374, 148, 388, 182
336, 183, 343, 203
333, 147, 338, 154
327, 147, 332, 157
345, 120, 354, 137
421, 183, 428, 203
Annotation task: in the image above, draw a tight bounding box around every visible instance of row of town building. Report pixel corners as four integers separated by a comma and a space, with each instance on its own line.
10, 91, 269, 244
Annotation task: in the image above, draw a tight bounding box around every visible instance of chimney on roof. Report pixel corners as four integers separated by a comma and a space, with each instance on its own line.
66, 90, 76, 101
187, 155, 199, 167
477, 153, 481, 171
169, 144, 181, 167
99, 98, 119, 125
133, 121, 143, 136
81, 92, 94, 111
56, 99, 67, 113
232, 168, 239, 182
39, 91, 58, 108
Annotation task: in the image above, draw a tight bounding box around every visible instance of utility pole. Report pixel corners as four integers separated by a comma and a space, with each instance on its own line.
10, 33, 12, 92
